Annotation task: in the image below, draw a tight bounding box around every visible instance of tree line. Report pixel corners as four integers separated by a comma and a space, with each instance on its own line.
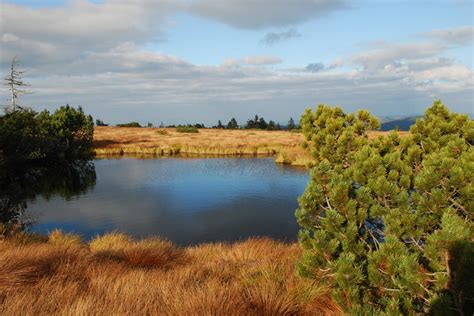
104, 116, 299, 131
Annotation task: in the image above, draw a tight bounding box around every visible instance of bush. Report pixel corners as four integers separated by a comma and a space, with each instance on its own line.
176, 126, 199, 133
0, 106, 94, 164
296, 101, 473, 314
116, 122, 141, 128
156, 129, 169, 135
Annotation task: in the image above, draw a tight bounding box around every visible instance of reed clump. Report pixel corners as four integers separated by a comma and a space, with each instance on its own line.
0, 231, 342, 315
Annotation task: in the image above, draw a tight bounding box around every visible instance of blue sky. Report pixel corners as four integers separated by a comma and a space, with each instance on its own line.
1, 0, 473, 125
161, 2, 472, 67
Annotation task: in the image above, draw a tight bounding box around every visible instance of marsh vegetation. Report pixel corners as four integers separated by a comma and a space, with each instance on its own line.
0, 232, 341, 315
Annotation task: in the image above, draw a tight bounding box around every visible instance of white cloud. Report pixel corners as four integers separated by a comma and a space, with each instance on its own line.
243, 56, 282, 66
425, 26, 474, 45
412, 65, 472, 82
351, 43, 444, 71
0, 1, 181, 68
188, 0, 347, 29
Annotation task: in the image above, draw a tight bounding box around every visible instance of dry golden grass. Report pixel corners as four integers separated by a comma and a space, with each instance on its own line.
0, 231, 342, 315
93, 127, 303, 159
93, 126, 406, 166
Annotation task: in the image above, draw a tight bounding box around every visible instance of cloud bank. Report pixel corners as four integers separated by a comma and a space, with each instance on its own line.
0, 1, 472, 123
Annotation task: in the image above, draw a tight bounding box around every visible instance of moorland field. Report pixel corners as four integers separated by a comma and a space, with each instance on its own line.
93, 127, 407, 166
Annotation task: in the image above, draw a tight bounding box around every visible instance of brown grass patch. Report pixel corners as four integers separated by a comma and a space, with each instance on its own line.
0, 243, 87, 290
89, 233, 186, 269
48, 229, 83, 247
0, 234, 342, 315
93, 126, 407, 166
122, 238, 187, 269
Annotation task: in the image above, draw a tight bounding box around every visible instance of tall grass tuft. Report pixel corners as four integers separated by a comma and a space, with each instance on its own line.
89, 232, 132, 253
122, 238, 187, 269
0, 233, 341, 315
48, 229, 83, 247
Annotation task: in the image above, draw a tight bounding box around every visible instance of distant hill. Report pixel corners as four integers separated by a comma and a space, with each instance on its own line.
380, 116, 419, 131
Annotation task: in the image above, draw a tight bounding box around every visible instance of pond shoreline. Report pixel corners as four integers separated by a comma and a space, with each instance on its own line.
93, 127, 407, 167
93, 126, 313, 166
94, 148, 311, 167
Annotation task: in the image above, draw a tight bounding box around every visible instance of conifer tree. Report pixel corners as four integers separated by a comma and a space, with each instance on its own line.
267, 120, 276, 130
296, 101, 473, 314
258, 117, 268, 130
288, 117, 296, 130
227, 117, 238, 129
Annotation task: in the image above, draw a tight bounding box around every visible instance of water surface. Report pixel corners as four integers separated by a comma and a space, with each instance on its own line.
26, 157, 309, 246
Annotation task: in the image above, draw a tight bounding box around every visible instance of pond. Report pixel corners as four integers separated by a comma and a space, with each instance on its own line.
5, 157, 309, 246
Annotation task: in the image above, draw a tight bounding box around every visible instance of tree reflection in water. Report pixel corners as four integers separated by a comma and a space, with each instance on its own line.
0, 160, 96, 234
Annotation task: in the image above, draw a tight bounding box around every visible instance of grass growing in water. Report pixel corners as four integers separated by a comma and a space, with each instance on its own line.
0, 232, 341, 315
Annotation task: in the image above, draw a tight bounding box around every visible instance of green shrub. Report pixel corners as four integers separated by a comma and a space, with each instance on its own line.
176, 126, 198, 133
296, 101, 473, 314
116, 122, 141, 128
0, 106, 94, 164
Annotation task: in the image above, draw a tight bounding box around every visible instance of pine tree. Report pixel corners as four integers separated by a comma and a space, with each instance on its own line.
245, 115, 260, 129
296, 101, 473, 314
217, 120, 224, 129
267, 120, 276, 130
258, 117, 268, 130
288, 117, 296, 130
227, 118, 238, 129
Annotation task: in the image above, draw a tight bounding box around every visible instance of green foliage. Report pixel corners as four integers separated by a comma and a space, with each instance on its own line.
95, 119, 108, 126
296, 101, 473, 314
267, 120, 278, 130
227, 118, 239, 129
48, 105, 94, 158
300, 105, 380, 171
0, 106, 94, 164
116, 122, 141, 128
176, 126, 199, 133
245, 115, 268, 129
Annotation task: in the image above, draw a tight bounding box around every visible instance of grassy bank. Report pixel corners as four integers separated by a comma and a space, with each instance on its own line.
0, 231, 341, 315
94, 127, 406, 166
93, 127, 310, 165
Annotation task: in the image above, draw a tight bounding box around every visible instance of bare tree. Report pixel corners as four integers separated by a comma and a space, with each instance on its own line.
4, 56, 31, 112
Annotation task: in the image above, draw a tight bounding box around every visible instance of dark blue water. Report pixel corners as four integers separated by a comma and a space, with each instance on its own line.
27, 157, 309, 246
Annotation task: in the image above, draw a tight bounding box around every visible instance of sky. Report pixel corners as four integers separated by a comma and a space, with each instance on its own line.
0, 0, 473, 125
